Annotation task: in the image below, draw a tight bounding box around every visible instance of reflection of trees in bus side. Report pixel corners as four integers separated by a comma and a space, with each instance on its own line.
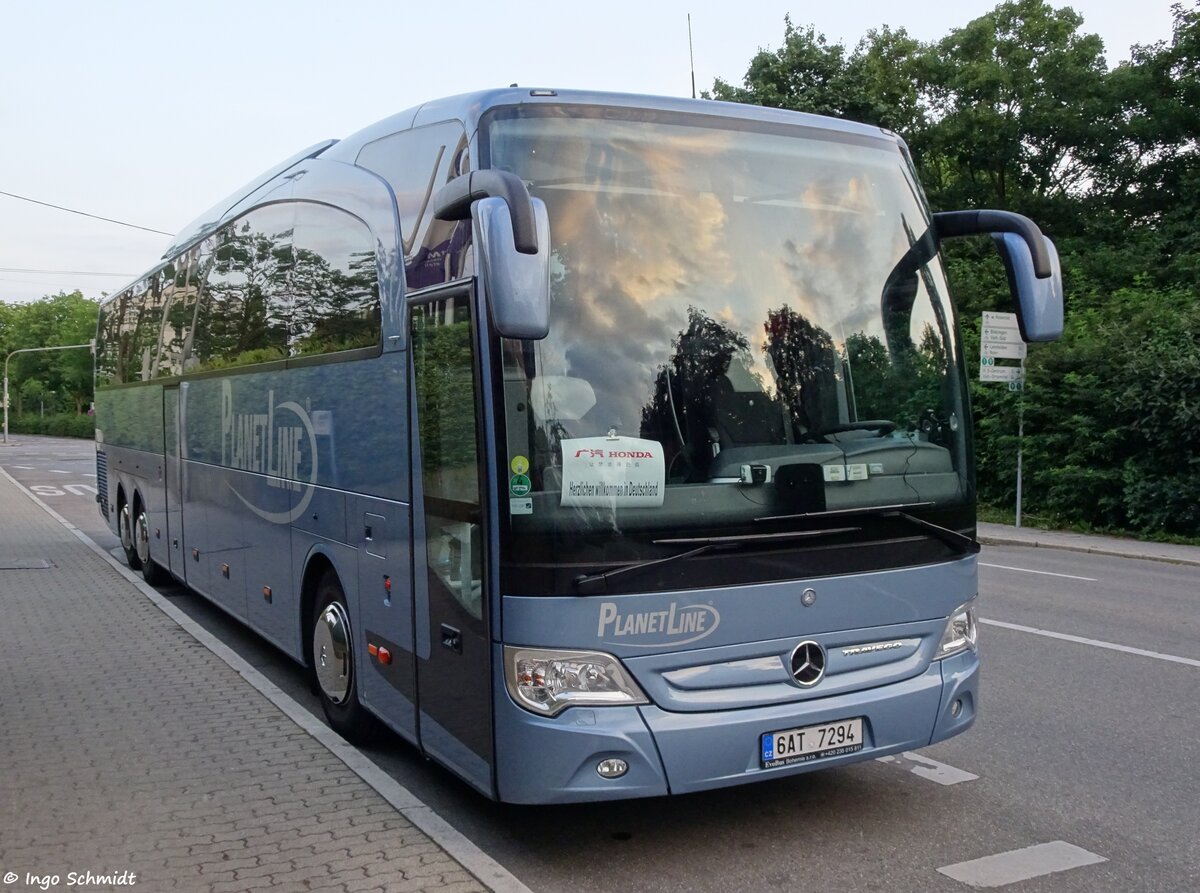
191, 224, 293, 371
291, 247, 380, 357
411, 304, 477, 490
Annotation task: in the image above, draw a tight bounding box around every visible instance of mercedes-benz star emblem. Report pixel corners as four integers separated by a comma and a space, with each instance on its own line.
790, 640, 826, 687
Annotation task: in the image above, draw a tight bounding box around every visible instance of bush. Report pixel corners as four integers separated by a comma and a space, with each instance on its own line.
975, 286, 1200, 537
7, 413, 95, 439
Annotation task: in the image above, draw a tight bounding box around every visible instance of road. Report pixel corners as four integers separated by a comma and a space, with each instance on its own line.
3, 434, 1197, 892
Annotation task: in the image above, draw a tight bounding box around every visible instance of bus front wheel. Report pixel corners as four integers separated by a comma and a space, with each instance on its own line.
310, 570, 374, 742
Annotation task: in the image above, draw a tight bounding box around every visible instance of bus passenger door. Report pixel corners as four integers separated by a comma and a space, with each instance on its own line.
409, 292, 495, 797
164, 385, 185, 578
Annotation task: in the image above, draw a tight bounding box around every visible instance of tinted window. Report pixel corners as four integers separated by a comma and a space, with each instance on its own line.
355, 122, 472, 289
191, 205, 295, 371
289, 203, 380, 357
411, 293, 484, 620
96, 273, 168, 386
95, 293, 125, 387
157, 246, 204, 377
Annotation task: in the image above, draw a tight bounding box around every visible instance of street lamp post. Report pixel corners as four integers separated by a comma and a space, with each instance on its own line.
3, 341, 94, 444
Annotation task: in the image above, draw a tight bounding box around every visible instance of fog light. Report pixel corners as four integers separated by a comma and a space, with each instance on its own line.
951, 699, 963, 717
596, 758, 628, 779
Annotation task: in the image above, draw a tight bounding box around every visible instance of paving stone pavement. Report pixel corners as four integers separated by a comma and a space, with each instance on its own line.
0, 471, 489, 893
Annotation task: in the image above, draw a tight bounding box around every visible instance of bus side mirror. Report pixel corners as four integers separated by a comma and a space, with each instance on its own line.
934, 209, 1064, 342
991, 232, 1063, 342
474, 196, 551, 340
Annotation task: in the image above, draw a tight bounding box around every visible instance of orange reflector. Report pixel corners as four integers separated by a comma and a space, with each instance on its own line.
221, 564, 230, 578
262, 586, 272, 602
378, 647, 392, 665
367, 643, 379, 658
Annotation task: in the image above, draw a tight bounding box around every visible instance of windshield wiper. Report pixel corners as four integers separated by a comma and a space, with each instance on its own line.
572, 527, 861, 595
755, 503, 980, 556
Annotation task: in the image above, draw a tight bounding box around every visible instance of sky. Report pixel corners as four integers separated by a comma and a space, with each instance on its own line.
0, 0, 1179, 305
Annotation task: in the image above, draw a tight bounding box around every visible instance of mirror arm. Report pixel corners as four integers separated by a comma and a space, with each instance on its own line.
432, 170, 539, 254
933, 210, 1052, 279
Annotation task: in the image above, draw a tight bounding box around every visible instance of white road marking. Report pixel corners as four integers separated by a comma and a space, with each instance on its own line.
876, 751, 978, 785
982, 618, 1200, 669
12, 465, 34, 469
49, 469, 71, 474
938, 840, 1106, 887
980, 562, 1098, 582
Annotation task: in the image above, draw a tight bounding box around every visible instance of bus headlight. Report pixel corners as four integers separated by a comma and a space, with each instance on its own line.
936, 602, 979, 659
504, 646, 649, 717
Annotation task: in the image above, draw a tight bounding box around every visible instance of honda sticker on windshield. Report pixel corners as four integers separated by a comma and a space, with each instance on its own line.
560, 436, 665, 508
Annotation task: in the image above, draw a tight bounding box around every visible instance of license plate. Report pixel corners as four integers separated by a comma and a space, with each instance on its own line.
761, 717, 863, 768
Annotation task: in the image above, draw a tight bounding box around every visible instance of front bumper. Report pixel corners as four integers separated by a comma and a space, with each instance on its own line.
492, 646, 979, 803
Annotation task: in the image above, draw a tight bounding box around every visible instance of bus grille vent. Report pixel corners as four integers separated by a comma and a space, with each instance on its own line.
96, 451, 108, 516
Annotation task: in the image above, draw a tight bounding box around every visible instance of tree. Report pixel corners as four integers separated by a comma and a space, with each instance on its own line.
714, 1, 1200, 537
1, 291, 99, 415
708, 19, 926, 134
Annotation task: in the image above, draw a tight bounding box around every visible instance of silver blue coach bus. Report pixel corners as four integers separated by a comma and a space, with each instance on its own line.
94, 88, 1063, 803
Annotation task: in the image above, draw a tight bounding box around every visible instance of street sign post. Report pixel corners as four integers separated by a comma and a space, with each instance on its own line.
979, 313, 1027, 527
3, 342, 95, 445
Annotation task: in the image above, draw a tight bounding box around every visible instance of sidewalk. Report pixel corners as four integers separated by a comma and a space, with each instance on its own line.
978, 521, 1200, 568
0, 470, 496, 893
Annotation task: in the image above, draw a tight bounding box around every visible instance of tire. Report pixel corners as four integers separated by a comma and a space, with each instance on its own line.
134, 505, 168, 585
119, 499, 142, 571
310, 570, 374, 742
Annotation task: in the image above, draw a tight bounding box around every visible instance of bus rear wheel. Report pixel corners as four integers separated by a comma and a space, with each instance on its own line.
134, 506, 168, 585
119, 500, 142, 571
310, 570, 374, 742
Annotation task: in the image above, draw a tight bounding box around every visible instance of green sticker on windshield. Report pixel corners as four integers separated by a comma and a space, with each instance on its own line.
509, 474, 531, 497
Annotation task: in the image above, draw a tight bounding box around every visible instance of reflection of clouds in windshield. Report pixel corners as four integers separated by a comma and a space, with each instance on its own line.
775, 175, 898, 342
500, 115, 955, 444
533, 132, 739, 436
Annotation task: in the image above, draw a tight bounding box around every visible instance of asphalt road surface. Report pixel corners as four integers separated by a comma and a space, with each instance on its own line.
3, 434, 1197, 892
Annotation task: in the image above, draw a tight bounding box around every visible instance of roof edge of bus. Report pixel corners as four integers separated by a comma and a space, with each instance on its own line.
161, 139, 340, 259
324, 87, 901, 164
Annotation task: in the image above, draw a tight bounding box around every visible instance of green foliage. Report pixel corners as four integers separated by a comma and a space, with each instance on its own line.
717, 1, 1200, 536
0, 291, 99, 416
7, 413, 95, 438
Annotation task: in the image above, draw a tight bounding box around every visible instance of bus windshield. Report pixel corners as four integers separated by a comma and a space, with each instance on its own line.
484, 105, 970, 594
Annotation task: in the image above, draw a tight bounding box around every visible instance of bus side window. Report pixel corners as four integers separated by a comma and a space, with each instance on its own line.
95, 293, 126, 387
289, 203, 380, 357
158, 246, 204, 378
191, 206, 295, 371
355, 122, 473, 290
411, 296, 485, 623
116, 275, 156, 382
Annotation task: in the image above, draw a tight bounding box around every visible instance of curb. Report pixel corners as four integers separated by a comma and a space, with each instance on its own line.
977, 534, 1200, 569
0, 466, 533, 893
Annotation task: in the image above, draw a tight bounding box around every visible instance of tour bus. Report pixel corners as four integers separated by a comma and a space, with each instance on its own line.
94, 88, 1063, 803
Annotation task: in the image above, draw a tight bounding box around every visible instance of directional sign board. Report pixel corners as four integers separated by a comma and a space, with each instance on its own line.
979, 362, 1025, 382
980, 312, 1026, 381
981, 337, 1027, 359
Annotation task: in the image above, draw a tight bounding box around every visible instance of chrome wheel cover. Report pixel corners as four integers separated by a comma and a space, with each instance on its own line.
135, 511, 151, 565
119, 504, 134, 552
313, 602, 353, 704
